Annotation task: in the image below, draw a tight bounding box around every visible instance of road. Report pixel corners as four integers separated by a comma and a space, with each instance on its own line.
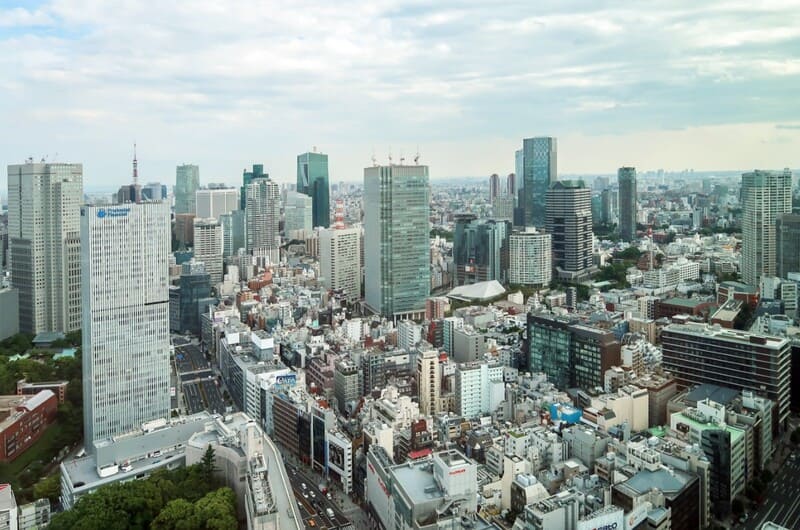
743, 449, 800, 530
284, 461, 354, 529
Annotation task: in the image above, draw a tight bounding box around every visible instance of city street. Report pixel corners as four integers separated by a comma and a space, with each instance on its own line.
742, 449, 800, 530
284, 460, 355, 529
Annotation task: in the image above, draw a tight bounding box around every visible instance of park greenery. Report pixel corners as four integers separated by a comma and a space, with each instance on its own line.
49, 446, 238, 530
0, 331, 83, 502
594, 247, 642, 289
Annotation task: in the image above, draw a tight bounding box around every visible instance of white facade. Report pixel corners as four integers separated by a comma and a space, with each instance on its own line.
195, 187, 238, 219
509, 228, 552, 286
455, 361, 504, 419
319, 226, 361, 302
397, 320, 422, 351
245, 178, 280, 252
81, 203, 172, 449
7, 162, 83, 334
192, 218, 223, 284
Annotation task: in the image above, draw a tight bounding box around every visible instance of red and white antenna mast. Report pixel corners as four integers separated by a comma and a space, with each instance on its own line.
334, 199, 345, 229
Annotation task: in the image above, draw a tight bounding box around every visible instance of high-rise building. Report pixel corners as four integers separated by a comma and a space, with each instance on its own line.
245, 177, 280, 253
284, 191, 313, 237
142, 182, 166, 201
192, 218, 223, 284
618, 167, 637, 241
240, 164, 267, 211
492, 195, 515, 222
508, 228, 552, 287
600, 188, 616, 225
489, 173, 501, 201
661, 323, 791, 430
195, 187, 238, 219
520, 137, 557, 227
506, 173, 516, 197
319, 226, 361, 302
7, 162, 83, 334
220, 210, 246, 258
417, 349, 440, 416
453, 214, 511, 285
81, 202, 171, 449
741, 169, 792, 286
174, 164, 200, 214
364, 164, 430, 319
546, 180, 593, 279
297, 151, 330, 229
776, 213, 800, 279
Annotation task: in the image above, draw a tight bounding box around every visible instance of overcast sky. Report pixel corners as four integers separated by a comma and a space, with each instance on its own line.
2, 0, 800, 191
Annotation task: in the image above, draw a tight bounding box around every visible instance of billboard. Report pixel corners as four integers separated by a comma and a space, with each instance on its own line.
577, 508, 623, 530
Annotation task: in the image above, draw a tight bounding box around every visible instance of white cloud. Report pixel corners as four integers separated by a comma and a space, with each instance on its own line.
0, 0, 798, 189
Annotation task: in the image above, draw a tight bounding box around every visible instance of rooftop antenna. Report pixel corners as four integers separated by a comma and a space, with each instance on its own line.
414, 146, 420, 165
132, 143, 139, 186
400, 150, 405, 166
388, 146, 392, 165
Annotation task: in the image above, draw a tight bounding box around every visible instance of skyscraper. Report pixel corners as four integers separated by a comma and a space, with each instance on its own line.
453, 214, 510, 286
81, 202, 171, 449
7, 162, 83, 334
417, 349, 441, 416
240, 164, 267, 211
195, 187, 239, 219
508, 228, 552, 287
506, 173, 516, 198
489, 173, 501, 201
192, 217, 223, 284
741, 169, 792, 286
297, 151, 330, 229
245, 177, 280, 253
776, 214, 800, 278
364, 164, 430, 319
521, 137, 557, 227
618, 167, 637, 241
546, 180, 593, 279
319, 226, 361, 302
284, 191, 313, 237
220, 210, 246, 258
174, 164, 200, 214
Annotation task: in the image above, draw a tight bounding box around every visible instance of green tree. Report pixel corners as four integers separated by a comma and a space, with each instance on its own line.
195, 488, 237, 530
200, 445, 217, 484
33, 472, 61, 503
151, 499, 198, 530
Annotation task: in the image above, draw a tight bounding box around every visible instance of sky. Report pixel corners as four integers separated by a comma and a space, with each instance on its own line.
1, 0, 800, 191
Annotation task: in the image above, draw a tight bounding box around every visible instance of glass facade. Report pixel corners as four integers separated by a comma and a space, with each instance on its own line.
297, 152, 330, 229
521, 137, 557, 228
453, 215, 511, 286
364, 165, 430, 318
175, 164, 199, 214
240, 164, 267, 210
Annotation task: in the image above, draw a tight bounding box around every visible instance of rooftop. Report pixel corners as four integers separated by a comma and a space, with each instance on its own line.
619, 467, 693, 497
684, 384, 739, 406
447, 280, 506, 302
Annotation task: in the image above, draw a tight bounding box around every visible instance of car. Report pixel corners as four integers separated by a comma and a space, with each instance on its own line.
308, 519, 316, 527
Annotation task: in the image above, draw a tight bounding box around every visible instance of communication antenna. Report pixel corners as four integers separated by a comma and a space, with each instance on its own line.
399, 150, 405, 166
388, 146, 392, 165
132, 143, 139, 186
414, 147, 420, 165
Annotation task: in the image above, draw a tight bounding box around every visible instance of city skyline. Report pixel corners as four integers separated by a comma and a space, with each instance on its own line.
1, 1, 799, 192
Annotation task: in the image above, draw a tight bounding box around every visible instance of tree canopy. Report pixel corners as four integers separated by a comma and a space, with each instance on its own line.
49, 464, 235, 530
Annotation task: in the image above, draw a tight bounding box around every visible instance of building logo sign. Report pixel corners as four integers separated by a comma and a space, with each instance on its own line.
97, 207, 130, 218
449, 468, 466, 475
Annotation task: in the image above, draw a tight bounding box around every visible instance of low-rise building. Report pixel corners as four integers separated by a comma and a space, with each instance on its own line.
0, 391, 57, 462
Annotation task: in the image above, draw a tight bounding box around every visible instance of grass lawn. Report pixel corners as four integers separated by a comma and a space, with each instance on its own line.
0, 421, 61, 485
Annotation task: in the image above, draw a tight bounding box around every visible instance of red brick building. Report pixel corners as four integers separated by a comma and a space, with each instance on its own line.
16, 379, 69, 403
0, 390, 58, 462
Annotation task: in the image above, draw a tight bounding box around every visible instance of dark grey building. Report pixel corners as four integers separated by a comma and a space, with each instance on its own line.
453, 214, 511, 286
776, 213, 800, 278
545, 180, 594, 279
618, 167, 637, 241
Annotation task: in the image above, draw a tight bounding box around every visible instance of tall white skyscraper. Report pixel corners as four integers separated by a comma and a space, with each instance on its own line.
245, 178, 280, 253
81, 202, 171, 449
508, 228, 552, 287
7, 162, 83, 334
195, 187, 239, 219
741, 169, 792, 286
192, 218, 223, 284
319, 226, 361, 302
